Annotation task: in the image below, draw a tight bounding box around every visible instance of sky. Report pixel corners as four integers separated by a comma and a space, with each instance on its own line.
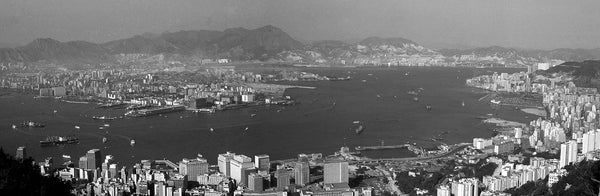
1, 0, 599, 49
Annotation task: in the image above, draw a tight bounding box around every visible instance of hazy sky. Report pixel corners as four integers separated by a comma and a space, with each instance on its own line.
1, 0, 599, 49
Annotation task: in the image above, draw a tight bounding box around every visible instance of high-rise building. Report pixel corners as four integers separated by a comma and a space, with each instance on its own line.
324, 161, 348, 184
582, 130, 600, 154
276, 169, 290, 190
254, 154, 270, 171
437, 185, 451, 196
294, 161, 310, 186
86, 149, 102, 170
451, 178, 479, 196
179, 157, 209, 182
218, 152, 235, 176
248, 173, 263, 192
79, 156, 88, 170
16, 146, 26, 160
109, 164, 118, 179
229, 155, 254, 186
559, 140, 578, 168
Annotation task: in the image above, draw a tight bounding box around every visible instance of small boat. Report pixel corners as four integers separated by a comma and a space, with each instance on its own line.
53, 110, 57, 113
426, 105, 432, 110
368, 73, 373, 76
405, 72, 410, 76
490, 99, 501, 104
376, 94, 381, 98
244, 127, 249, 131
62, 155, 71, 159
103, 124, 110, 127
250, 114, 257, 117
362, 80, 367, 83
130, 140, 135, 146
74, 126, 80, 129
462, 101, 465, 107
99, 127, 105, 130
413, 97, 419, 102
355, 125, 365, 134
102, 137, 107, 143
210, 128, 214, 132
353, 121, 361, 124
277, 109, 282, 113
407, 91, 419, 96
11, 125, 17, 129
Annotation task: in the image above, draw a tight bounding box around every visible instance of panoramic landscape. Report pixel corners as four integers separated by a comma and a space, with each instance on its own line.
1, 0, 600, 196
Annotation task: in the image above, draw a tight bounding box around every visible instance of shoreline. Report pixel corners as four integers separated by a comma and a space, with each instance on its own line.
520, 108, 547, 117
483, 117, 527, 127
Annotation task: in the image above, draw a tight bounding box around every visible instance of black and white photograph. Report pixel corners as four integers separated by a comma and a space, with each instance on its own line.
1, 0, 600, 195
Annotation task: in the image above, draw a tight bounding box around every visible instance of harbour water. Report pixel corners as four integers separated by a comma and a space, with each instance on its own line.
0, 67, 534, 166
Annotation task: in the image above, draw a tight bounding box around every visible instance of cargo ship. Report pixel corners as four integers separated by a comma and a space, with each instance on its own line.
21, 121, 45, 128
40, 136, 79, 146
125, 105, 185, 117
325, 76, 351, 81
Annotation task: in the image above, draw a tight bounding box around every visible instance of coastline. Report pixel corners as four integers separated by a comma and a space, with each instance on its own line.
520, 108, 547, 117
483, 117, 527, 127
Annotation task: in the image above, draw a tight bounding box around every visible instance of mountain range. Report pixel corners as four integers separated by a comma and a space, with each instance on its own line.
1, 25, 599, 66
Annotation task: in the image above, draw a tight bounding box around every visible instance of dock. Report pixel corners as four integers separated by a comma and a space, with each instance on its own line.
355, 144, 412, 151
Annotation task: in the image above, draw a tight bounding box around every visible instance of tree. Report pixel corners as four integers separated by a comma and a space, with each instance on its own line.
0, 147, 73, 196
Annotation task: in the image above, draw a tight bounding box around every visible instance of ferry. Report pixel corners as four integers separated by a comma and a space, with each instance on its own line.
62, 155, 71, 159
407, 91, 419, 96
92, 116, 117, 120
103, 124, 110, 127
40, 136, 79, 146
490, 99, 501, 104
21, 121, 45, 128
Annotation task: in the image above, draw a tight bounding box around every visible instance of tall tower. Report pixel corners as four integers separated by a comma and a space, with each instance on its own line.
324, 161, 349, 184
294, 161, 310, 186
86, 149, 102, 170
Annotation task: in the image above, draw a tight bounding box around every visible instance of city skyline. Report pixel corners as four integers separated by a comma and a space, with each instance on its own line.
1, 0, 600, 49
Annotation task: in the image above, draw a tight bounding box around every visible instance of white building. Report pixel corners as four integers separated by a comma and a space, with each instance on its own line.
229, 155, 254, 186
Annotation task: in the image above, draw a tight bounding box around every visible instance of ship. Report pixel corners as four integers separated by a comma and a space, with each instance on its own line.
21, 121, 45, 128
355, 125, 365, 134
40, 136, 79, 146
407, 91, 419, 96
92, 116, 117, 120
325, 76, 351, 81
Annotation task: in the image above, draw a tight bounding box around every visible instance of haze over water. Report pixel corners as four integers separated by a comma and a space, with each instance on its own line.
0, 67, 533, 166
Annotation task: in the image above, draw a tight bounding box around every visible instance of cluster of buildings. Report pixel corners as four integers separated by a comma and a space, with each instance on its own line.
18, 147, 373, 196
449, 70, 600, 196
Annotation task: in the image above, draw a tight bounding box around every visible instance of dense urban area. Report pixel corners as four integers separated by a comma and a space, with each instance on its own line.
1, 60, 600, 196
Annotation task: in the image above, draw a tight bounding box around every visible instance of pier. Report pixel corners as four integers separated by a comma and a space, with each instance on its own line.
355, 144, 412, 151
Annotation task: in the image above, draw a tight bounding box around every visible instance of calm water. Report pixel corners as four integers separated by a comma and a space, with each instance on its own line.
0, 67, 532, 166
